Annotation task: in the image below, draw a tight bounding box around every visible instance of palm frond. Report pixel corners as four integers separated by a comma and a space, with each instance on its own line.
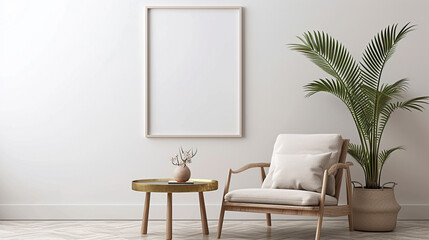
361, 24, 414, 90
348, 143, 369, 177
289, 31, 361, 87
374, 79, 409, 110
378, 96, 429, 139
378, 146, 404, 168
374, 79, 410, 123
377, 146, 404, 184
304, 78, 348, 100
379, 79, 409, 99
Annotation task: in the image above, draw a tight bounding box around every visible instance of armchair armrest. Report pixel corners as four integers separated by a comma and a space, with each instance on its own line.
222, 162, 270, 198
322, 161, 353, 211
328, 162, 353, 175
231, 163, 270, 174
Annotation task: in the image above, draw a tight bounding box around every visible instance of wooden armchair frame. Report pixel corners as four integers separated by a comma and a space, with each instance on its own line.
217, 140, 353, 240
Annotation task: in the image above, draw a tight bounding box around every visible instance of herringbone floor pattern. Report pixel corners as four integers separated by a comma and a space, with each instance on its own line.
0, 220, 428, 240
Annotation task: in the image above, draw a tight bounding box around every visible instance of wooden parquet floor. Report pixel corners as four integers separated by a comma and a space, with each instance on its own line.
0, 220, 428, 240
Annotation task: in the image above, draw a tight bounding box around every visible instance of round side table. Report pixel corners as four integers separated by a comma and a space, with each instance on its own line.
132, 179, 218, 240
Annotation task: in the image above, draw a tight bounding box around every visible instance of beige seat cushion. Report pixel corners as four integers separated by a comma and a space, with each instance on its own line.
225, 188, 338, 206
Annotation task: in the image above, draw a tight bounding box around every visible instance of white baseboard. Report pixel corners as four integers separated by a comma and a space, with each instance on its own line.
0, 204, 428, 220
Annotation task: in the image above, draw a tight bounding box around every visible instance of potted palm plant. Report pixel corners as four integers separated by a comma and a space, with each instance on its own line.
290, 23, 428, 231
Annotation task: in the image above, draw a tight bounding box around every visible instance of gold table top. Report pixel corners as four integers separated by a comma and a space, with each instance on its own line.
132, 179, 218, 193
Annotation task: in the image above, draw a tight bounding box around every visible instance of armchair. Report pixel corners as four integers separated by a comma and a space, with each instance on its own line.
217, 135, 353, 240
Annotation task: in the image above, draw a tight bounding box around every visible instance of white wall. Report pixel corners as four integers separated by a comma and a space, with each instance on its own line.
0, 0, 428, 220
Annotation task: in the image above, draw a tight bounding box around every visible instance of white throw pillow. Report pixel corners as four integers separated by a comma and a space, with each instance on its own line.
271, 152, 332, 193
261, 134, 343, 197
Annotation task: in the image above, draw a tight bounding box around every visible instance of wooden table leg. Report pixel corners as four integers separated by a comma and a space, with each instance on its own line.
166, 193, 172, 240
141, 192, 150, 234
198, 192, 209, 235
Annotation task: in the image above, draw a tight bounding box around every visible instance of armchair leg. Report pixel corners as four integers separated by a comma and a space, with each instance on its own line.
345, 168, 354, 231
315, 213, 323, 240
348, 207, 354, 231
266, 213, 271, 226
217, 204, 226, 239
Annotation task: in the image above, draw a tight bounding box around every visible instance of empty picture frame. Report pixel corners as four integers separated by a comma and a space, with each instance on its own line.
145, 6, 243, 137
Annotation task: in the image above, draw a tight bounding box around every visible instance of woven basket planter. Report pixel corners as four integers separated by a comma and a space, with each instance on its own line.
352, 182, 401, 231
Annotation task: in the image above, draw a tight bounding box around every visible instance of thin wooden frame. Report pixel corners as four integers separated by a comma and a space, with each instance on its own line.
145, 6, 243, 138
